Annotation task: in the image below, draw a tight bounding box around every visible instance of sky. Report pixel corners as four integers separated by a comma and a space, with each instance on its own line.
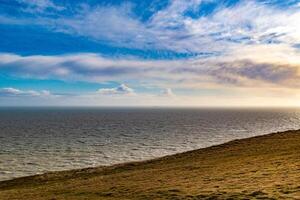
0, 0, 300, 107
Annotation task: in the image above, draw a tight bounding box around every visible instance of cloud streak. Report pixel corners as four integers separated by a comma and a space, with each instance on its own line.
97, 84, 135, 96
2, 0, 300, 55
1, 53, 300, 90
1, 0, 300, 106
17, 0, 65, 13
160, 88, 175, 97
0, 87, 53, 97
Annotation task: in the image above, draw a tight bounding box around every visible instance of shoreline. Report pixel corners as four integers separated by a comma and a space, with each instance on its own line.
1, 130, 300, 199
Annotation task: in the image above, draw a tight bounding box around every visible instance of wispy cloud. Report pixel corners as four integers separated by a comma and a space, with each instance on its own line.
1, 53, 300, 90
17, 0, 65, 13
1, 0, 300, 106
0, 87, 53, 97
160, 88, 175, 97
2, 0, 300, 55
97, 84, 135, 96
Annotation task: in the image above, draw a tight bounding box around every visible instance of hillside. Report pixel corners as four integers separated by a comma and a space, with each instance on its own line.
0, 130, 300, 199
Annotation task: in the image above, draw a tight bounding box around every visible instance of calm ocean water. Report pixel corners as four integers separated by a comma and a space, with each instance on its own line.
1, 107, 300, 181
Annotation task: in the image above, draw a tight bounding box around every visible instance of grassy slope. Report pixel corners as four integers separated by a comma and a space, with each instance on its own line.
0, 130, 300, 200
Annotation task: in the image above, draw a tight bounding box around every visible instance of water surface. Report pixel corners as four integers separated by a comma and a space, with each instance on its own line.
1, 107, 300, 181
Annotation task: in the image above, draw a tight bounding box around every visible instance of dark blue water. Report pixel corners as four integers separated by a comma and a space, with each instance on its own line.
1, 107, 300, 181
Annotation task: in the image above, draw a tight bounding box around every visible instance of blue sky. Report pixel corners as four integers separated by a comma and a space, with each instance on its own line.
1, 0, 300, 106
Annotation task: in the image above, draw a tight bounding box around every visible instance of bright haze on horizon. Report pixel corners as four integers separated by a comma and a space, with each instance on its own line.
0, 0, 300, 107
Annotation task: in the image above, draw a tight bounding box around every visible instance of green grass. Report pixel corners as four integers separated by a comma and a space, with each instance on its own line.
0, 130, 300, 199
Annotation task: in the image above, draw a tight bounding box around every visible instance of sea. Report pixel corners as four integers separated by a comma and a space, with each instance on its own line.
1, 107, 300, 181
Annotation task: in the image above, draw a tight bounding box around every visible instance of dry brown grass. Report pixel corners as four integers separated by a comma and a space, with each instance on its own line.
0, 130, 300, 199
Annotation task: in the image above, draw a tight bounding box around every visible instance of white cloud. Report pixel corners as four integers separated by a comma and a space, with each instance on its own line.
17, 0, 65, 13
38, 86, 300, 107
1, 52, 300, 90
2, 1, 300, 106
1, 0, 300, 56
53, 3, 150, 49
0, 88, 23, 96
97, 84, 135, 95
0, 87, 53, 97
160, 88, 175, 97
40, 0, 300, 54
